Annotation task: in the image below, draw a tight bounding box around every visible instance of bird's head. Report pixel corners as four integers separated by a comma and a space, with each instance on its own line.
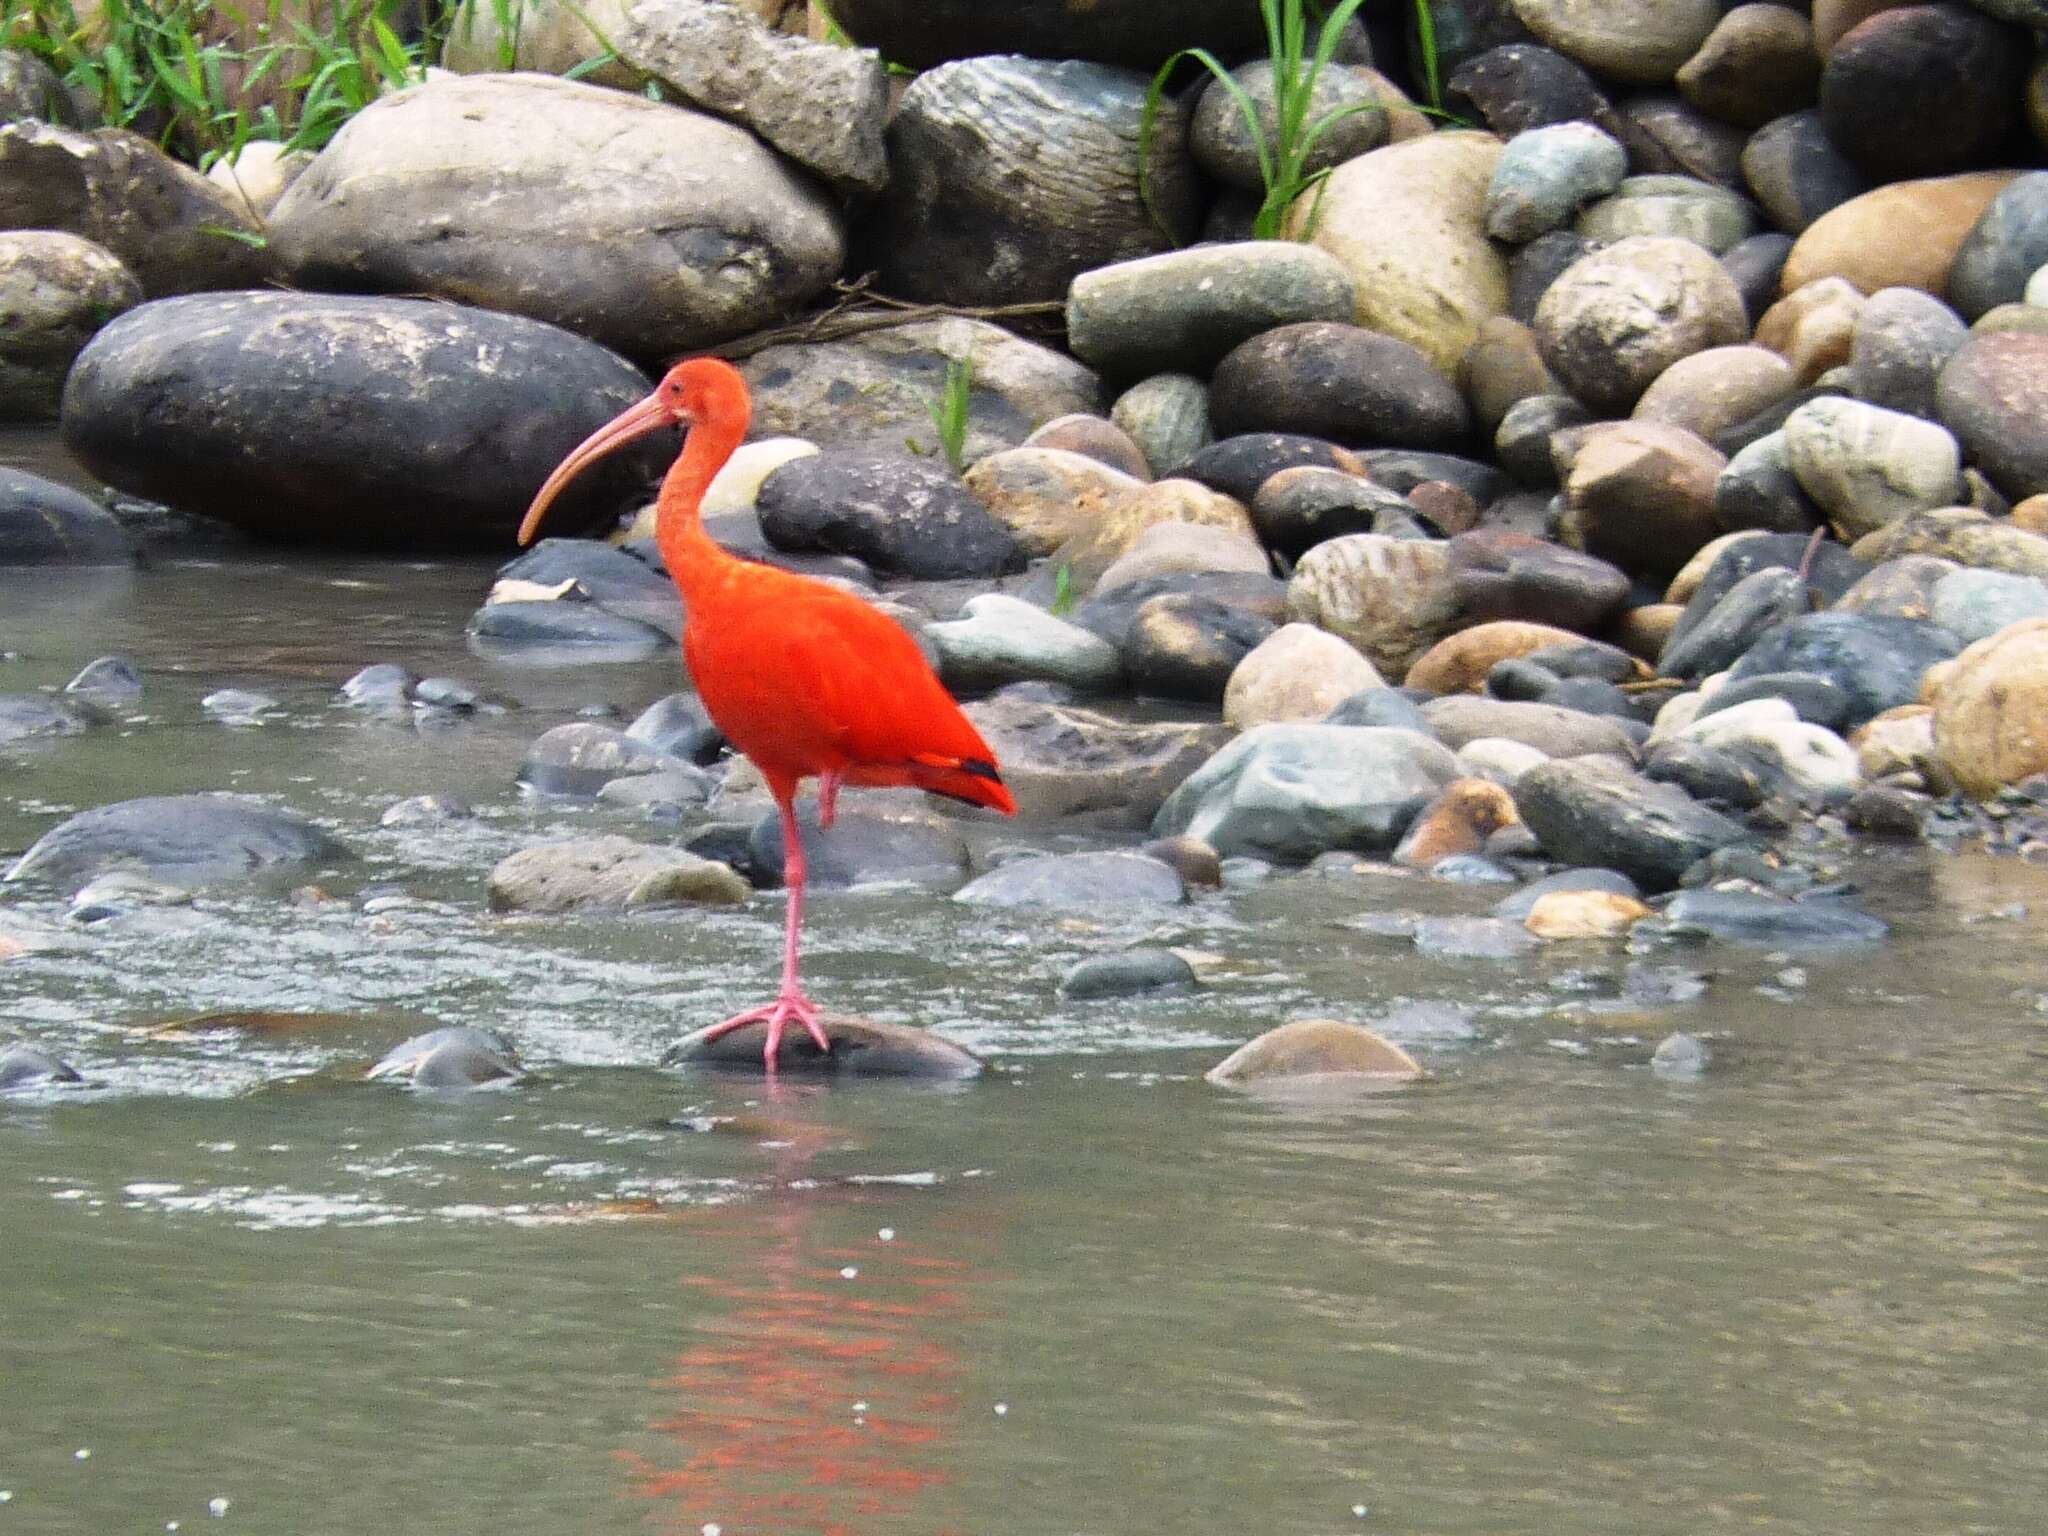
517, 357, 752, 547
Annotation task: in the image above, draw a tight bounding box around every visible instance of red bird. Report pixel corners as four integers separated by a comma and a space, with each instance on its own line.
518, 358, 1017, 1068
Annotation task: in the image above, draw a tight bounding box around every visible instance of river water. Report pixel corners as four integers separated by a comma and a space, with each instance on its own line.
3, 429, 2045, 1535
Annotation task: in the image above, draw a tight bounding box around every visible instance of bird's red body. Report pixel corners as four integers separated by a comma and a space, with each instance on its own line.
520, 358, 1014, 1066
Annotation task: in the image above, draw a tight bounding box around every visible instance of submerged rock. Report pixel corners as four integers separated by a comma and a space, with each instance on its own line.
0, 1047, 85, 1093
5, 793, 347, 895
367, 1026, 524, 1090
1059, 946, 1197, 999
666, 1012, 983, 1078
1205, 1018, 1422, 1088
0, 468, 131, 566
0, 695, 91, 746
1655, 889, 1889, 947
518, 723, 686, 798
953, 850, 1185, 908
746, 806, 971, 891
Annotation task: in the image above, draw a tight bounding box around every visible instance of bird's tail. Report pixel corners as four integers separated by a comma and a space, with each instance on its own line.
906, 752, 1018, 816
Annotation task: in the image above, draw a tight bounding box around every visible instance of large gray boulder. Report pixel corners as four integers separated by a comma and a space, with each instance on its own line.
266, 73, 843, 356
5, 794, 348, 894
60, 292, 664, 548
1151, 724, 1460, 861
0, 468, 131, 565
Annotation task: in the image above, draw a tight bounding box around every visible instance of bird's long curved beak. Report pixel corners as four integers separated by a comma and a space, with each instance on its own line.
517, 393, 683, 547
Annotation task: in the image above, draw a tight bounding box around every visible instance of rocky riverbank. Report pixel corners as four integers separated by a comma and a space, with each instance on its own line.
8, 1, 2048, 1081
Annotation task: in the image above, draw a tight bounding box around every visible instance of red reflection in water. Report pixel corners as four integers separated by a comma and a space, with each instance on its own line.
619, 1106, 977, 1535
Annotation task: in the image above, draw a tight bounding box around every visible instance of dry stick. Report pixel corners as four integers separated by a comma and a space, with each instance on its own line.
1795, 523, 1829, 594
701, 276, 1065, 363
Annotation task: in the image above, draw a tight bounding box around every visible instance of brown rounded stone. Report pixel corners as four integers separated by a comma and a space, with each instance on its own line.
1781, 173, 2019, 298
1393, 778, 1520, 866
1205, 1018, 1423, 1087
2011, 493, 2048, 534
1935, 332, 2048, 500
1021, 414, 1152, 479
1535, 236, 1748, 414
1524, 888, 1653, 938
1406, 620, 1595, 694
1631, 344, 1799, 438
1285, 533, 1462, 677
1562, 421, 1727, 582
1755, 277, 1867, 382
1676, 5, 1821, 131
1930, 618, 2048, 797
1812, 0, 1914, 53
1461, 314, 1563, 436
1613, 602, 1686, 659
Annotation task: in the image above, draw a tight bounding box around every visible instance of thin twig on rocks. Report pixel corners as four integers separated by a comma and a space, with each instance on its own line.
700, 274, 1066, 362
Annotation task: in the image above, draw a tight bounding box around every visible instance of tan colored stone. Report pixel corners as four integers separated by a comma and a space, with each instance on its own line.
1287, 131, 1508, 377
1405, 620, 1600, 694
2012, 494, 2048, 535
1930, 618, 2048, 797
1632, 344, 1799, 438
1393, 778, 1520, 867
1461, 315, 1561, 436
1285, 533, 1462, 677
962, 446, 1144, 557
1205, 1018, 1423, 1087
1849, 508, 2048, 579
1614, 602, 1686, 660
1221, 622, 1384, 729
1781, 173, 2020, 299
1755, 278, 1865, 383
1524, 889, 1653, 939
1852, 704, 1937, 780
1051, 477, 1257, 592
1348, 64, 1435, 143
1563, 421, 1726, 582
1094, 521, 1269, 594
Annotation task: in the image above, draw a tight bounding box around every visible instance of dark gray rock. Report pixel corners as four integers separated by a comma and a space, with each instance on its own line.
965, 690, 1233, 825
0, 1046, 84, 1092
1541, 677, 1635, 719
1208, 322, 1471, 450
1422, 696, 1641, 759
367, 1026, 523, 1090
1694, 670, 1851, 731
1722, 232, 1794, 326
1951, 173, 2048, 321
1180, 433, 1354, 505
60, 292, 663, 548
1512, 757, 1752, 891
1249, 465, 1414, 556
1121, 594, 1276, 703
1492, 865, 1641, 920
1507, 230, 1600, 324
1189, 60, 1386, 194
1448, 43, 1617, 139
1448, 527, 1631, 632
1715, 431, 1822, 535
757, 451, 1020, 579
1067, 569, 1287, 647
1935, 332, 2048, 501
1322, 687, 1432, 733
0, 468, 131, 565
1726, 611, 1964, 728
4, 793, 348, 894
954, 849, 1186, 907
817, 0, 1262, 71
517, 723, 686, 797
1738, 110, 1867, 235
466, 601, 670, 659
1660, 567, 1810, 681
0, 694, 91, 745
747, 805, 971, 891
1656, 888, 1889, 947
1678, 530, 1866, 617
1818, 6, 2025, 183
625, 692, 725, 765
1849, 288, 1970, 420
1495, 394, 1591, 486
1650, 1031, 1708, 1077
337, 663, 415, 712
665, 1012, 983, 1077
1059, 945, 1197, 999
64, 655, 140, 702
0, 49, 82, 127
1641, 738, 1768, 809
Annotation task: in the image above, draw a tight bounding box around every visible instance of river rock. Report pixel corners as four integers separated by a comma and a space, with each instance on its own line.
863, 57, 1197, 307
0, 121, 272, 295
966, 691, 1231, 824
1723, 234, 1796, 326
927, 594, 1121, 694
1781, 397, 1961, 540
960, 448, 1143, 558
1671, 528, 1867, 611
1208, 322, 1470, 451
1949, 173, 2048, 323
1445, 528, 1629, 632
819, 0, 1261, 70
267, 73, 839, 354
955, 849, 1184, 908
5, 793, 348, 894
741, 318, 1102, 463
1818, 4, 2026, 184
1422, 696, 1641, 759
1660, 567, 1809, 681
1057, 479, 1259, 590
1781, 173, 2018, 299
1407, 620, 1588, 694
0, 48, 79, 126
0, 1047, 83, 1093
1562, 422, 1726, 583
1715, 431, 1821, 536
1632, 347, 1798, 443
0, 230, 140, 420
1928, 618, 2048, 795
1676, 5, 1819, 130
743, 804, 970, 891
1121, 595, 1277, 704
366, 1027, 524, 1090
0, 694, 90, 746
1483, 121, 1628, 243
756, 452, 1018, 579
1095, 521, 1268, 595
1847, 287, 1971, 419
488, 836, 746, 911
1393, 778, 1520, 866
1222, 622, 1384, 729
1461, 316, 1562, 438
1576, 174, 1758, 254
0, 467, 130, 565
1510, 0, 1718, 84
1935, 332, 2048, 500
1286, 534, 1461, 678
1852, 509, 2048, 578
1250, 466, 1410, 556
63, 656, 140, 705
1755, 279, 1864, 385
1449, 44, 1618, 139
1021, 416, 1150, 480
518, 722, 686, 798
1189, 59, 1387, 194
1153, 723, 1460, 861
1738, 110, 1868, 238
1679, 699, 1859, 796
616, 0, 888, 194
1492, 865, 1642, 919
1181, 433, 1355, 505
1535, 237, 1748, 415
1112, 374, 1212, 475
467, 601, 671, 659
1614, 93, 1750, 189
1287, 131, 1509, 377
1512, 757, 1750, 890
62, 292, 664, 548
1059, 946, 1196, 999
1929, 568, 2048, 644
668, 1011, 985, 1077
1657, 888, 1890, 946
1205, 1018, 1422, 1088
1727, 610, 1965, 727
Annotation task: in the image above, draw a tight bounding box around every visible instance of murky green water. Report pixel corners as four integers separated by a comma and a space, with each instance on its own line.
4, 430, 2046, 1534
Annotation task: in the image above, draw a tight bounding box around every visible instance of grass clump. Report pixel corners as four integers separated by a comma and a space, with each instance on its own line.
924, 353, 975, 474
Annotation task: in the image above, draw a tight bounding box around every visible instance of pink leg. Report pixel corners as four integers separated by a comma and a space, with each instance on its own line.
696, 788, 833, 1070
817, 769, 842, 830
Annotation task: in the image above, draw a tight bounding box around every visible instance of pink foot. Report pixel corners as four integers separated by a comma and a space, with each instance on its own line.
697, 989, 834, 1069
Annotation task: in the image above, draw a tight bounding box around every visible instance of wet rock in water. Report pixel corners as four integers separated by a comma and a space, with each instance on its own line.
518, 723, 688, 798
1059, 945, 1197, 999
1492, 865, 1642, 920
1205, 1018, 1422, 1088
1935, 333, 2048, 502
0, 1047, 84, 1093
757, 452, 1018, 580
1484, 121, 1628, 244
1410, 914, 1540, 959
268, 73, 839, 354
1065, 241, 1357, 380
1844, 783, 1930, 837
1656, 888, 1889, 947
927, 594, 1121, 694
954, 849, 1185, 908
742, 317, 1101, 464
0, 468, 131, 565
625, 692, 724, 765
0, 694, 91, 746
1817, 4, 2025, 184
64, 655, 141, 703
4, 793, 348, 895
368, 1026, 523, 1090
1929, 569, 2048, 645
200, 688, 282, 726
1650, 1030, 1708, 1077
63, 292, 665, 548
1112, 373, 1212, 476
1421, 697, 1640, 760
1727, 611, 1964, 730
1286, 533, 1461, 679
1223, 622, 1384, 730
337, 663, 416, 713
596, 765, 717, 812
1512, 758, 1751, 891
0, 230, 142, 421
746, 805, 970, 892
1928, 619, 2048, 797
1140, 834, 1222, 889
488, 835, 748, 912
467, 600, 671, 659
0, 121, 272, 296
380, 794, 475, 828
1207, 322, 1470, 450
1288, 130, 1509, 377
1122, 595, 1276, 704
615, 0, 887, 194
862, 57, 1197, 307
1189, 61, 1386, 194
1535, 236, 1748, 415
1152, 723, 1459, 861
965, 692, 1231, 824
666, 1012, 982, 1078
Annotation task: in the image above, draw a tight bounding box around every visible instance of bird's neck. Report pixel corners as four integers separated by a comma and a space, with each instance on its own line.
654, 415, 747, 602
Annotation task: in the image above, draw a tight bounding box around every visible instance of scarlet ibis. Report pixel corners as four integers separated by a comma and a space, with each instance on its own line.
519, 358, 1016, 1068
